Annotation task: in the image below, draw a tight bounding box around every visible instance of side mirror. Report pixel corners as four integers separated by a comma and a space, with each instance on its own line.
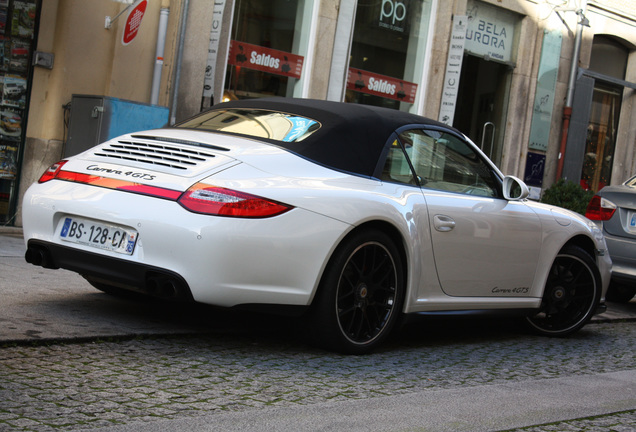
502, 176, 530, 201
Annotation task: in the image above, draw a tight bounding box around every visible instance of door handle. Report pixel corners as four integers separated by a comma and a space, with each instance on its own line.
434, 215, 456, 232
481, 122, 495, 159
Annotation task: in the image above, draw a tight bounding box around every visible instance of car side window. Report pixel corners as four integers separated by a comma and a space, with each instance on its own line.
392, 129, 499, 197
380, 139, 417, 185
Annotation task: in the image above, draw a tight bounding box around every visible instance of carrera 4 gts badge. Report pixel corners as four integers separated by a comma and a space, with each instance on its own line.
86, 165, 156, 181
492, 287, 530, 294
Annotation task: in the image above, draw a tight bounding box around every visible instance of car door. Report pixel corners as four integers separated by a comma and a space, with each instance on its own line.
398, 128, 542, 298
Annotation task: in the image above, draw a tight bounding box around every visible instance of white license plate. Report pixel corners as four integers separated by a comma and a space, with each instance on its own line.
60, 217, 138, 255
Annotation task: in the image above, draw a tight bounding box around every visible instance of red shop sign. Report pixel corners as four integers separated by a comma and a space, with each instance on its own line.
228, 41, 304, 79
122, 0, 147, 46
347, 68, 418, 104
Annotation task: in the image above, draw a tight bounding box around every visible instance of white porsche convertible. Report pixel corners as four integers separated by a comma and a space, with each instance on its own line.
23, 98, 611, 354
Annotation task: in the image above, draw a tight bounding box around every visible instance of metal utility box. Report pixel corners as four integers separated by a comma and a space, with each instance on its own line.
64, 95, 170, 157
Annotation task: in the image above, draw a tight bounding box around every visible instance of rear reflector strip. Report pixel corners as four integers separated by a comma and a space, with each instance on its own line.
47, 168, 292, 218
56, 171, 182, 200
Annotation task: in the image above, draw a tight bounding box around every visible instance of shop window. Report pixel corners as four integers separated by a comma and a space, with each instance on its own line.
589, 36, 627, 81
0, 0, 38, 224
224, 0, 314, 101
346, 0, 433, 112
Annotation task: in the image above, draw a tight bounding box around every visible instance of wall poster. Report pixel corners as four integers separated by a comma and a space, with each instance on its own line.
528, 29, 562, 152
438, 15, 467, 125
0, 0, 38, 223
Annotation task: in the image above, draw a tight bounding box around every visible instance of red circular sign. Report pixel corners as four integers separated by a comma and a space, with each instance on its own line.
122, 0, 147, 45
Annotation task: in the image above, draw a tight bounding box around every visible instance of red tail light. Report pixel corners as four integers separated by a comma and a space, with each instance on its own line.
585, 195, 616, 221
38, 160, 68, 183
56, 171, 182, 200
38, 162, 292, 218
178, 184, 292, 218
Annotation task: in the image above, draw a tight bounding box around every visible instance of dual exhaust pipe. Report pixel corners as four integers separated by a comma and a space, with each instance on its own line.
25, 245, 58, 269
25, 244, 190, 300
146, 274, 188, 299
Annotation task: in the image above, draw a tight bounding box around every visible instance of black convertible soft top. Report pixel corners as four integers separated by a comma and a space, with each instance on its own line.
189, 98, 449, 178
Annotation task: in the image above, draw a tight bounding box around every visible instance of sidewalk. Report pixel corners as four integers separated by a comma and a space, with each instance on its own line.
93, 370, 636, 432
0, 225, 21, 233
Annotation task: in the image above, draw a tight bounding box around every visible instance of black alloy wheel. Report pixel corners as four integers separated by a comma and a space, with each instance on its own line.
526, 245, 601, 336
310, 229, 404, 354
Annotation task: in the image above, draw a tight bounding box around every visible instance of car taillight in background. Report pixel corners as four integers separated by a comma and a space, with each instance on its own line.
178, 184, 292, 218
38, 160, 68, 183
585, 195, 617, 221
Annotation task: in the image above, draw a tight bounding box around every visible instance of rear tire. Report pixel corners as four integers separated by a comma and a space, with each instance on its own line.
525, 245, 601, 337
310, 229, 405, 354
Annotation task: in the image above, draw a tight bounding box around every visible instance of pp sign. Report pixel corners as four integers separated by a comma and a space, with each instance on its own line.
379, 0, 407, 32
122, 0, 147, 45
381, 0, 406, 24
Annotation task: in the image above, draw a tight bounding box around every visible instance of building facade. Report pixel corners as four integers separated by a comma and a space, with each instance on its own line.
3, 0, 635, 226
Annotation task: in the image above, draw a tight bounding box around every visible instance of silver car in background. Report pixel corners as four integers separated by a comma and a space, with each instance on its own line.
586, 174, 636, 302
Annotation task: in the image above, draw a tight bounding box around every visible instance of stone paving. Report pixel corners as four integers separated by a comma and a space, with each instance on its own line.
1, 318, 636, 431
507, 410, 636, 432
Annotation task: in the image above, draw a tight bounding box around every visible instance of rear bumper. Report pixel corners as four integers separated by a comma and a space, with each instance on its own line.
26, 239, 194, 301
22, 181, 351, 308
604, 234, 636, 283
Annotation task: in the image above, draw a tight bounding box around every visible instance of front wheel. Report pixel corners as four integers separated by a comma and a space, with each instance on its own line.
526, 245, 601, 337
310, 229, 405, 354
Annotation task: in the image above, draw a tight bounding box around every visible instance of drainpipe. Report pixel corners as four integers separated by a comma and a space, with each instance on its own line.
150, 7, 169, 105
556, 1, 588, 180
170, 0, 190, 125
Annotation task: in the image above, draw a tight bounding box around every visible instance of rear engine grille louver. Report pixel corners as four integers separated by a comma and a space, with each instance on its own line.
93, 140, 217, 170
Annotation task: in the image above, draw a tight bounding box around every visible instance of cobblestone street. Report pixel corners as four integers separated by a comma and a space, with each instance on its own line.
2, 318, 636, 431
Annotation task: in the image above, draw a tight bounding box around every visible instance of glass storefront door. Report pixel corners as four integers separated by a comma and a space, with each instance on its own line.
580, 83, 621, 192
453, 54, 511, 167
579, 36, 629, 192
450, 0, 518, 168
224, 0, 314, 101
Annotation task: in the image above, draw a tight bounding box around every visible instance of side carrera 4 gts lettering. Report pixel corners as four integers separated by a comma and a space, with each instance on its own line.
492, 286, 530, 294
87, 165, 156, 181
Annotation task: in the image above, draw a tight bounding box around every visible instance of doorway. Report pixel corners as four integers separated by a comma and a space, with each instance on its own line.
580, 83, 622, 191
579, 35, 629, 192
453, 54, 511, 167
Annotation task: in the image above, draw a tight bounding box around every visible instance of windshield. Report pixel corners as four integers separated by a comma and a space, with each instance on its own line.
175, 109, 321, 143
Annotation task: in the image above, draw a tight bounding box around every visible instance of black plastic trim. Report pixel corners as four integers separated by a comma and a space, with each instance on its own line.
26, 239, 193, 301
